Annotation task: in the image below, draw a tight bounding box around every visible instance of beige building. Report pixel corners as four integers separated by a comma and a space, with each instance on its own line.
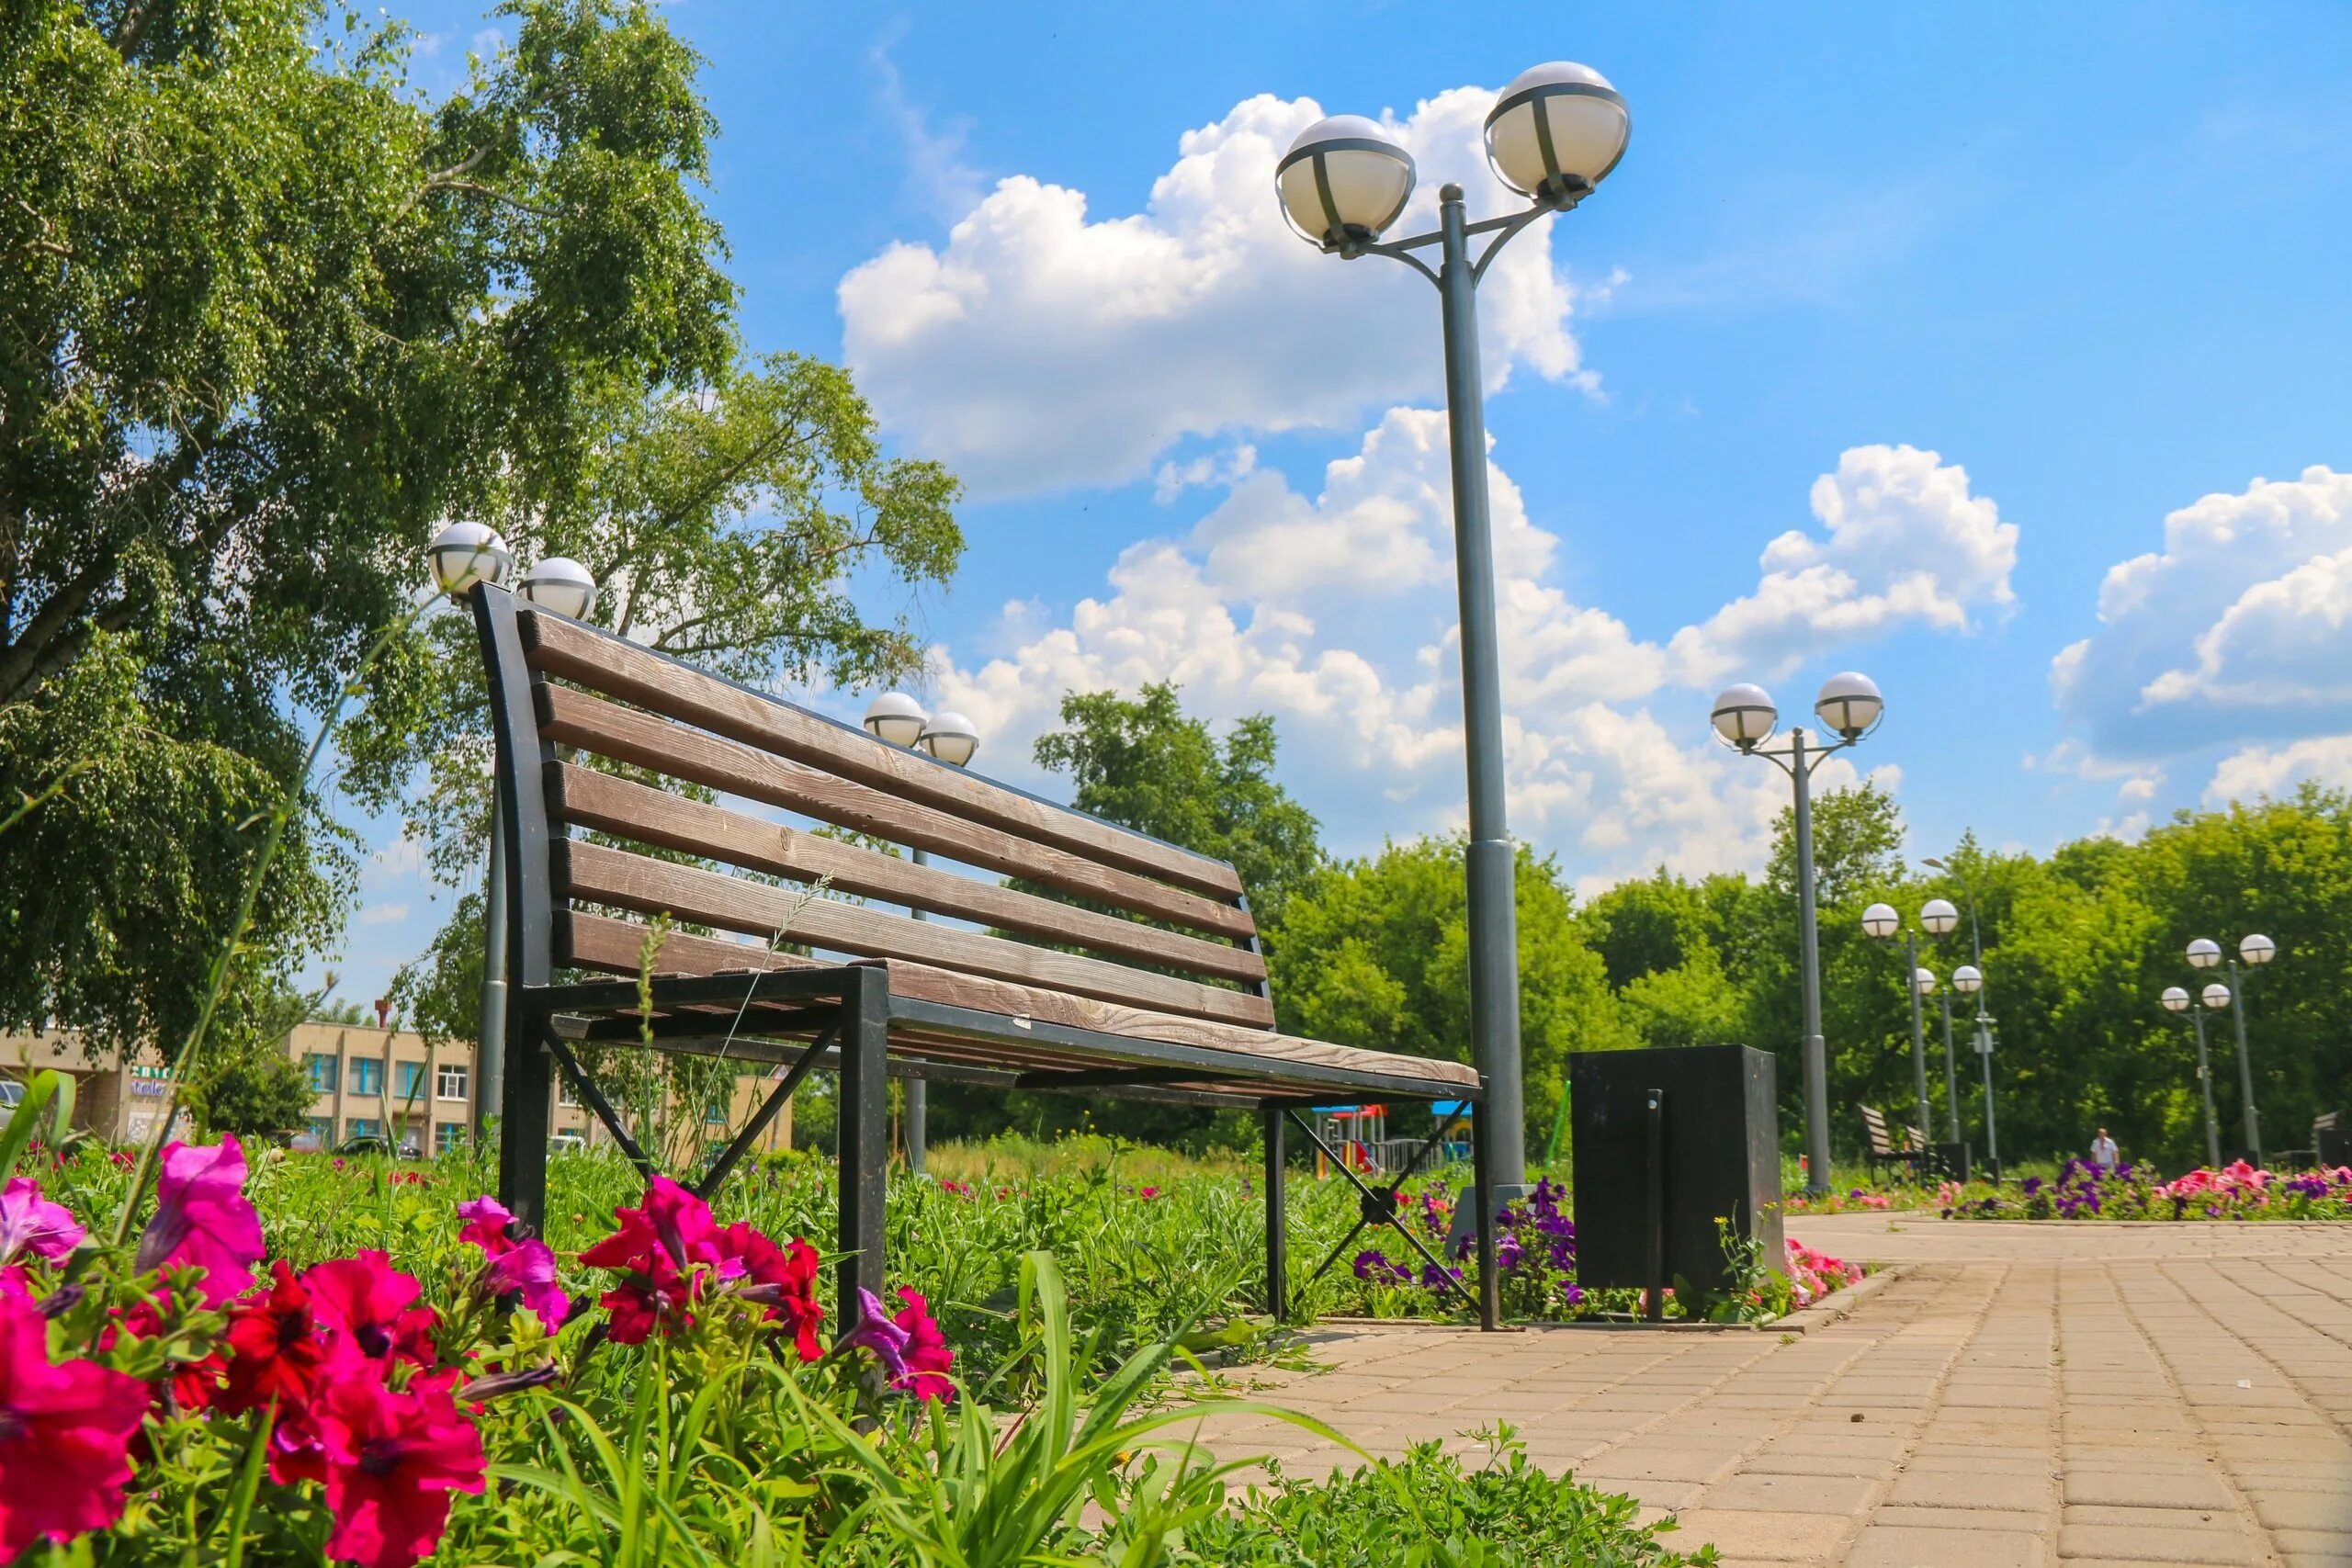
2, 1022, 793, 1156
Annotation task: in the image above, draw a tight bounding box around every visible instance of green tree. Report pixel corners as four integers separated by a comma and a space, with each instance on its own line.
1032, 683, 1323, 923
186, 1047, 316, 1140
1, 0, 961, 1049
1268, 837, 1636, 1150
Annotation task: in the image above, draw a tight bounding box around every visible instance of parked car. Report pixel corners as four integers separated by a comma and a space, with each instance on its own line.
548, 1133, 586, 1155
0, 1077, 23, 1134
331, 1134, 424, 1159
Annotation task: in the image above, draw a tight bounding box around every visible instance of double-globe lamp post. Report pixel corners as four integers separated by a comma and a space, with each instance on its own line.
2187, 932, 2274, 1166
1711, 674, 1885, 1195
862, 693, 981, 1178
2160, 980, 2233, 1169
428, 523, 599, 1144
1861, 897, 1962, 1160
1277, 62, 1631, 1192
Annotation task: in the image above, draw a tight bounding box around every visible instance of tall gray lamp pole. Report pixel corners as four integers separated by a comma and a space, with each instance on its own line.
1860, 902, 1935, 1156
1712, 674, 1886, 1195
1277, 62, 1633, 1191
860, 692, 960, 1178
2188, 934, 2272, 1166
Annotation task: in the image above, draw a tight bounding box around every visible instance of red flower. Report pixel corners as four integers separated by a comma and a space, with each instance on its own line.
578, 1207, 696, 1344
315, 1371, 486, 1568
220, 1260, 326, 1416
0, 1291, 150, 1559
306, 1251, 436, 1369
890, 1287, 956, 1401
134, 1136, 266, 1305
453, 1195, 515, 1256
719, 1224, 824, 1361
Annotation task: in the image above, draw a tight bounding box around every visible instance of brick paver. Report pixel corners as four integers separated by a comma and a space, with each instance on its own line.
1189, 1214, 2352, 1565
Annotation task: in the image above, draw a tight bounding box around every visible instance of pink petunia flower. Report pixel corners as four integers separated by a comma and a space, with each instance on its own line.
0, 1178, 83, 1266
315, 1371, 486, 1568
481, 1239, 570, 1335
135, 1135, 266, 1305
0, 1292, 151, 1559
890, 1286, 956, 1401
454, 1195, 515, 1255
306, 1251, 437, 1369
842, 1287, 911, 1381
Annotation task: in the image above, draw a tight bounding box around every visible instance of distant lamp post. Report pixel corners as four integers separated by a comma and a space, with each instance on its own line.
1277, 62, 1630, 1202
429, 521, 514, 600
2162, 983, 2223, 1168
516, 557, 598, 620
1951, 961, 1999, 1179
1713, 673, 1885, 1194
1918, 898, 1962, 1143
860, 695, 981, 1178
1860, 901, 1935, 1155
2188, 933, 2272, 1165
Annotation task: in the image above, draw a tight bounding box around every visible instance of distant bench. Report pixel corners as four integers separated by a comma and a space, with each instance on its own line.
467, 586, 1498, 1328
1860, 1104, 1927, 1181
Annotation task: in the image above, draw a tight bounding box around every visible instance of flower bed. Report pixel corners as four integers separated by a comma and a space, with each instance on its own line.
1340, 1178, 1865, 1324
1940, 1159, 2352, 1221
2, 1107, 1722, 1566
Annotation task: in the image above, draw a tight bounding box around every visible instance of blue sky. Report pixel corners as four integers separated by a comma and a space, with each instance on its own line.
323, 2, 2352, 1010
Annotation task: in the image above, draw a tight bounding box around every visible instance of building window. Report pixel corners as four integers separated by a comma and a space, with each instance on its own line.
394, 1061, 427, 1101
435, 1122, 468, 1154
305, 1117, 333, 1145
558, 1078, 580, 1108
350, 1057, 383, 1097
306, 1054, 339, 1094
345, 1117, 382, 1143
705, 1096, 729, 1123
436, 1063, 469, 1102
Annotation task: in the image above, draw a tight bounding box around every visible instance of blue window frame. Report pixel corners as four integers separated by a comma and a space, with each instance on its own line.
394, 1061, 426, 1101
306, 1054, 338, 1093
345, 1117, 382, 1143
435, 1122, 468, 1154
350, 1057, 383, 1096
305, 1117, 333, 1145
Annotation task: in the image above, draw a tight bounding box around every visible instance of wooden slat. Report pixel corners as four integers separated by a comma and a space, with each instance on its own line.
537, 686, 1256, 943
557, 841, 1275, 1029
547, 762, 1266, 986
520, 611, 1243, 899
560, 911, 1477, 1090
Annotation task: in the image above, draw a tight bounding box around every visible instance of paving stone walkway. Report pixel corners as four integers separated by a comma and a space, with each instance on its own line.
1189, 1213, 2352, 1566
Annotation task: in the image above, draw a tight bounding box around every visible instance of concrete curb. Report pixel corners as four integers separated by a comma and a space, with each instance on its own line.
1308, 1267, 1904, 1337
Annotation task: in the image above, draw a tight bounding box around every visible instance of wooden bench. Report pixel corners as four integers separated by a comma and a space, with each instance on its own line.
467, 586, 1497, 1330
1860, 1105, 1926, 1182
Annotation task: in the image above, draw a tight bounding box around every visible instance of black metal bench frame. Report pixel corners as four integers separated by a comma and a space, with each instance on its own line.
469, 586, 1499, 1332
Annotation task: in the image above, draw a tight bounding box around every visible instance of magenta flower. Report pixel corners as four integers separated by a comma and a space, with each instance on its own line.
890, 1286, 955, 1401
481, 1238, 570, 1334
843, 1287, 911, 1380
454, 1195, 514, 1254
0, 1292, 151, 1559
307, 1251, 437, 1368
641, 1177, 735, 1277
135, 1135, 265, 1304
0, 1177, 82, 1266
315, 1371, 486, 1568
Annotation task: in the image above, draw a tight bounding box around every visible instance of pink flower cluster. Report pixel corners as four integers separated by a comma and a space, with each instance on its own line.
1785, 1238, 1863, 1307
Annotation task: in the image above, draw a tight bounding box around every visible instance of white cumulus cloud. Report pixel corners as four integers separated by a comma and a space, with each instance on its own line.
1668, 444, 2018, 689
839, 90, 1602, 499
2052, 466, 2352, 761
2205, 735, 2352, 806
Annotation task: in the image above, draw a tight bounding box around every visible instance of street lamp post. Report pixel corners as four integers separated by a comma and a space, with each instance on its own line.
1860, 902, 1935, 1155
1278, 62, 1632, 1195
2188, 934, 2273, 1165
860, 696, 980, 1178
1712, 674, 1885, 1194
1951, 963, 1997, 1180
1935, 975, 1963, 1146
430, 522, 518, 1143
2162, 983, 2224, 1168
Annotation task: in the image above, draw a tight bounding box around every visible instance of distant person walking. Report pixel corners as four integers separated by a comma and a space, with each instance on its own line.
2090, 1127, 2120, 1171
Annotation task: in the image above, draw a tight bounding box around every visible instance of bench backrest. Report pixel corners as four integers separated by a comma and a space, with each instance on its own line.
472, 589, 1273, 1030
1859, 1104, 1894, 1156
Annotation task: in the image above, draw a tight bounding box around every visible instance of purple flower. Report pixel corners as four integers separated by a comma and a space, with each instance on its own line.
2020, 1177, 2043, 1197
0, 1179, 82, 1266
1497, 1234, 1524, 1272
843, 1287, 911, 1380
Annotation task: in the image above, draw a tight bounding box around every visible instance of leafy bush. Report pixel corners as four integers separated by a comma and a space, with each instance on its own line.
1182, 1428, 1717, 1566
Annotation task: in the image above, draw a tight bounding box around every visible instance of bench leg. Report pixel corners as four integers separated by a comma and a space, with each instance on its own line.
1263, 1109, 1288, 1323
498, 1013, 554, 1237
836, 972, 890, 1334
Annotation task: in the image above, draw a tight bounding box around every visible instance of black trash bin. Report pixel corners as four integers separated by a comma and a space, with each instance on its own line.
1569, 1045, 1782, 1300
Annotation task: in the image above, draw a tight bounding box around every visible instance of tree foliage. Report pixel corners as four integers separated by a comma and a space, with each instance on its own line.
1, 0, 962, 1046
